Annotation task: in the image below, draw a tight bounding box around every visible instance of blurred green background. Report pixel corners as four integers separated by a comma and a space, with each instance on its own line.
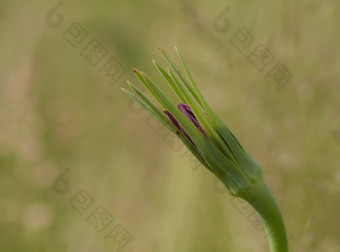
1, 0, 340, 251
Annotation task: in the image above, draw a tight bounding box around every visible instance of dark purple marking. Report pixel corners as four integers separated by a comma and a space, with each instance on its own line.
164, 103, 208, 144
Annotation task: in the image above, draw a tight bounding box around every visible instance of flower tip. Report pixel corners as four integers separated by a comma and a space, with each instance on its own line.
132, 68, 138, 73
177, 103, 189, 111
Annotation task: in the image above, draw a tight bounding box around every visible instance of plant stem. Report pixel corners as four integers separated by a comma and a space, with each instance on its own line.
239, 176, 288, 252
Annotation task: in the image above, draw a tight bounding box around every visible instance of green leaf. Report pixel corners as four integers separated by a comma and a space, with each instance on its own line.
133, 68, 167, 110
121, 87, 169, 128
126, 81, 176, 132
159, 48, 202, 107
153, 60, 186, 103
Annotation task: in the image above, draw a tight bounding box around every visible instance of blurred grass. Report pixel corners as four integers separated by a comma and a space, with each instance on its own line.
0, 0, 340, 251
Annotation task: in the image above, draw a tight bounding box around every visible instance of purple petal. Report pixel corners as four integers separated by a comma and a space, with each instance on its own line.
164, 111, 194, 144
164, 103, 208, 145
177, 103, 208, 138
164, 111, 181, 131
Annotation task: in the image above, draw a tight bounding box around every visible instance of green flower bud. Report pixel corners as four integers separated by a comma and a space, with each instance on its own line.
122, 47, 288, 252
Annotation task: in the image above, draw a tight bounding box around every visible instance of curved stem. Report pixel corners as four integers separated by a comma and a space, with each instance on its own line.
239, 177, 288, 252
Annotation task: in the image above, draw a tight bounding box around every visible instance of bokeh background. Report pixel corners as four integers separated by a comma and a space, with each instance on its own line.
1, 0, 340, 251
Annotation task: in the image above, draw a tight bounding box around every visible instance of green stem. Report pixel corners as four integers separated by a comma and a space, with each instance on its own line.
238, 176, 288, 252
